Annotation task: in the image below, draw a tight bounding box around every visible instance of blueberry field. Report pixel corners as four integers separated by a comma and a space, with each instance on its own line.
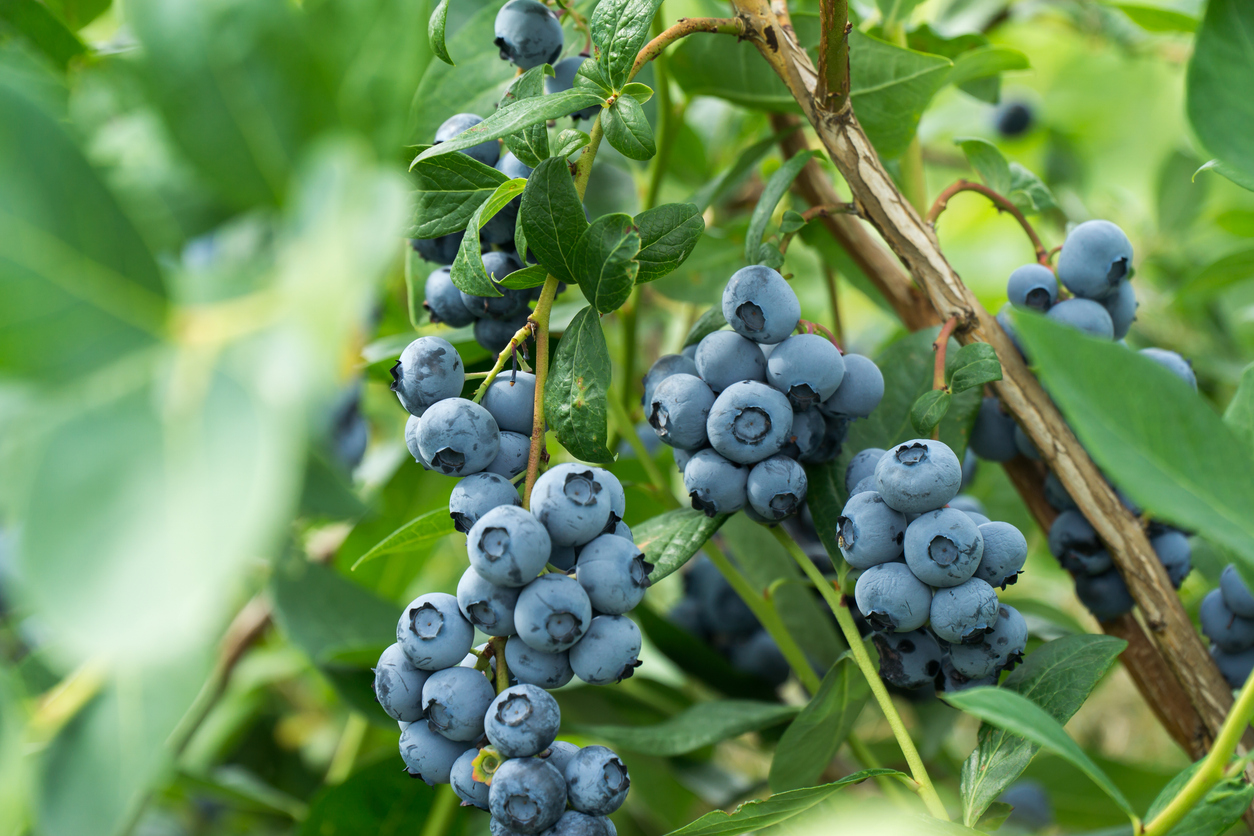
3, 0, 1254, 834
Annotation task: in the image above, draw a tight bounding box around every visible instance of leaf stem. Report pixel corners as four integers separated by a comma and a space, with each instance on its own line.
494, 636, 511, 695
927, 180, 1050, 266
770, 526, 950, 821
606, 391, 679, 508
471, 324, 535, 402
628, 17, 746, 83
522, 276, 560, 508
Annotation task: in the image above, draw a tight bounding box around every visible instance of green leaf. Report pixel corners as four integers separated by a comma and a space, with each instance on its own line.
1183, 246, 1254, 297
544, 306, 614, 463
554, 128, 592, 158
663, 771, 906, 836
956, 137, 1012, 194
948, 46, 1029, 89
427, 0, 451, 65
520, 157, 590, 286
959, 633, 1127, 826
634, 605, 778, 701
1013, 312, 1254, 572
689, 127, 798, 211
41, 0, 109, 30
1186, 0, 1254, 189
637, 509, 728, 583
634, 203, 705, 283
498, 264, 550, 289
769, 657, 870, 792
407, 150, 509, 239
1007, 162, 1057, 213
272, 558, 394, 669
1194, 158, 1254, 193
670, 34, 800, 113
910, 389, 952, 435
0, 0, 84, 69
1225, 363, 1254, 458
1113, 2, 1199, 32
589, 0, 663, 89
500, 65, 552, 168
350, 508, 456, 570
683, 306, 728, 347
1144, 758, 1254, 836
414, 89, 606, 164
780, 210, 807, 234
602, 95, 657, 161
573, 213, 641, 313
449, 179, 528, 296
575, 700, 797, 757
948, 342, 1003, 393
848, 30, 952, 160
574, 57, 614, 96
620, 81, 653, 103
745, 151, 816, 263
299, 756, 439, 835
877, 0, 926, 30
975, 802, 1015, 832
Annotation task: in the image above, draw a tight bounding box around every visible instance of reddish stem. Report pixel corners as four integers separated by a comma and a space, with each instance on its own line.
933, 316, 958, 391
927, 180, 1051, 267
798, 318, 842, 350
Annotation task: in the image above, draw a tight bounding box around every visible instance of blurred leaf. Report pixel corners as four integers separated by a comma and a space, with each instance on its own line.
635, 605, 778, 701
959, 634, 1127, 826
428, 0, 451, 65
574, 213, 640, 313
848, 31, 952, 160
689, 127, 796, 212
684, 306, 728, 347
0, 0, 83, 68
640, 509, 728, 582
948, 342, 1003, 393
772, 578, 845, 670
745, 151, 816, 263
948, 46, 1029, 89
0, 667, 29, 836
545, 305, 614, 463
1186, 0, 1254, 189
415, 90, 605, 164
351, 508, 456, 570
1182, 246, 1254, 297
911, 389, 951, 435
1144, 758, 1254, 836
520, 157, 591, 286
300, 757, 440, 835
769, 657, 869, 792
878, 0, 925, 29
976, 801, 1014, 832
665, 770, 906, 835
409, 152, 509, 239
501, 65, 552, 168
1156, 150, 1208, 234
589, 0, 663, 89
1113, 2, 1198, 32
1007, 163, 1057, 213
42, 0, 109, 30
450, 179, 528, 296
300, 451, 368, 519
575, 700, 797, 756
670, 34, 799, 113
1194, 158, 1254, 192
956, 137, 1012, 194
634, 203, 705, 283
603, 95, 656, 160
272, 559, 395, 665
554, 128, 592, 158
1014, 313, 1254, 571
1225, 362, 1254, 458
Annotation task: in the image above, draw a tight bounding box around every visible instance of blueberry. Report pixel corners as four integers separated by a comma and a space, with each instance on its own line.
593, 468, 626, 529
564, 746, 630, 816
462, 256, 529, 320
405, 414, 430, 468
545, 57, 601, 120
845, 448, 887, 495
1151, 530, 1191, 588
694, 331, 768, 393
400, 719, 470, 784
1211, 644, 1254, 689
765, 334, 845, 410
782, 407, 827, 463
485, 684, 563, 759
930, 577, 999, 644
540, 741, 582, 775
417, 398, 501, 476
1048, 510, 1109, 576
706, 380, 794, 465
1046, 298, 1114, 339
1043, 471, 1075, 511
373, 642, 430, 722
1057, 220, 1133, 300
421, 666, 496, 742
391, 337, 465, 417
994, 101, 1034, 137
457, 566, 521, 636
486, 431, 532, 479
1102, 280, 1138, 340
686, 555, 759, 638
746, 455, 807, 521
974, 522, 1028, 588
494, 0, 563, 70
497, 151, 535, 180
728, 630, 790, 686
948, 603, 1027, 678
1200, 589, 1254, 652
477, 311, 532, 354
413, 232, 465, 265
673, 446, 700, 474
1140, 348, 1197, 390
938, 655, 997, 693
531, 463, 614, 546
682, 449, 747, 516
425, 266, 478, 327
1221, 565, 1254, 618
435, 113, 500, 167
821, 354, 884, 418
874, 439, 962, 514
1074, 569, 1134, 622
641, 354, 700, 409
854, 562, 932, 633
904, 508, 984, 587
482, 371, 536, 435
542, 811, 612, 836
1006, 264, 1058, 312
721, 265, 800, 345
961, 448, 978, 489
996, 303, 1025, 357
505, 634, 574, 688
969, 397, 1018, 462
569, 614, 642, 685
468, 504, 553, 587
648, 373, 715, 451
515, 573, 592, 652
451, 748, 490, 810
872, 629, 943, 689
489, 756, 567, 833
998, 782, 1054, 832
668, 597, 707, 639
948, 495, 985, 517
549, 544, 577, 572
450, 472, 522, 534
398, 592, 475, 670
575, 535, 652, 614
838, 491, 907, 569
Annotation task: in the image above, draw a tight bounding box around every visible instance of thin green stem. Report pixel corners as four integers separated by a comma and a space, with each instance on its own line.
573, 115, 605, 200
1141, 671, 1254, 836
606, 391, 679, 508
494, 637, 510, 694
419, 785, 460, 836
628, 17, 745, 82
471, 320, 535, 402
522, 276, 559, 508
324, 713, 368, 785
846, 734, 914, 804
771, 527, 950, 821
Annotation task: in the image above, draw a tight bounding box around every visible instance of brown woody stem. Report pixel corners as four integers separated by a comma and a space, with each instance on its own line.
933, 316, 957, 391
928, 180, 1051, 266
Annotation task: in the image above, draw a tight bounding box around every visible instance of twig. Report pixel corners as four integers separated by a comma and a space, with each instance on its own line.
628, 17, 745, 82
927, 180, 1050, 267
932, 316, 958, 391
522, 280, 558, 508
471, 321, 535, 402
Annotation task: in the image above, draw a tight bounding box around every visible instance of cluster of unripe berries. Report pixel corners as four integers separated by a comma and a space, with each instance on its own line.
375, 463, 645, 834
1202, 566, 1254, 689
839, 440, 1029, 690
642, 265, 884, 522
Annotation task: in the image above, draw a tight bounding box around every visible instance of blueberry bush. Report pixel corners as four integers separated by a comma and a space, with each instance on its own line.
2, 0, 1254, 834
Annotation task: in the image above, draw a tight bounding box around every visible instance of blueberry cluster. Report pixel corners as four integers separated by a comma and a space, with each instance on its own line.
643, 265, 885, 523
1201, 566, 1254, 689
840, 440, 1029, 690
375, 464, 645, 834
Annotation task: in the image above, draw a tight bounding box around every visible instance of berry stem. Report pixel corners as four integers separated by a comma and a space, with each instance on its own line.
605, 391, 679, 509
772, 526, 951, 821
493, 636, 510, 695
628, 17, 746, 82
471, 320, 535, 403
933, 315, 958, 391
927, 180, 1051, 266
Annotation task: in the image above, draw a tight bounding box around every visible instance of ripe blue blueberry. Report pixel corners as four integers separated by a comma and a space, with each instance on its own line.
564, 745, 630, 816
505, 635, 574, 689
1140, 347, 1197, 390
450, 748, 490, 810
904, 508, 984, 588
838, 490, 907, 569
687, 555, 759, 638
854, 562, 932, 633
930, 577, 999, 644
457, 566, 521, 636
398, 592, 475, 670
641, 353, 700, 409
489, 756, 567, 833
485, 684, 563, 758
497, 151, 534, 180
1057, 220, 1133, 300
970, 397, 1018, 462
1151, 529, 1191, 588
672, 446, 699, 474
746, 454, 808, 520
994, 100, 1034, 136
494, 0, 564, 70
872, 629, 943, 690
1102, 280, 1138, 340
462, 255, 529, 320
765, 334, 845, 410
1073, 569, 1133, 622
974, 521, 1028, 588
845, 448, 886, 494
417, 398, 500, 476
706, 380, 794, 465
531, 463, 614, 546
820, 354, 884, 418
549, 544, 577, 572
593, 467, 626, 530
450, 472, 522, 534
694, 331, 767, 393
648, 373, 716, 451
961, 448, 978, 489
874, 439, 962, 514
543, 811, 612, 836
683, 449, 747, 516
477, 311, 532, 354
405, 414, 430, 468
781, 407, 826, 462
468, 504, 553, 587
391, 337, 465, 417
728, 630, 790, 686
435, 113, 500, 167
1046, 298, 1114, 339
1048, 510, 1110, 576
515, 573, 593, 652
400, 719, 470, 784
1221, 565, 1254, 618
569, 614, 642, 685
998, 782, 1054, 832
938, 655, 996, 693
1043, 471, 1076, 511
540, 741, 582, 775
545, 56, 601, 120
482, 371, 536, 435
1200, 589, 1254, 652
948, 495, 985, 517
1212, 645, 1254, 690
425, 266, 477, 327
948, 603, 1027, 678
486, 431, 532, 479
996, 303, 1026, 357
721, 265, 800, 345
1006, 264, 1058, 311
421, 666, 496, 742
413, 232, 465, 266
373, 642, 430, 722
575, 535, 652, 614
